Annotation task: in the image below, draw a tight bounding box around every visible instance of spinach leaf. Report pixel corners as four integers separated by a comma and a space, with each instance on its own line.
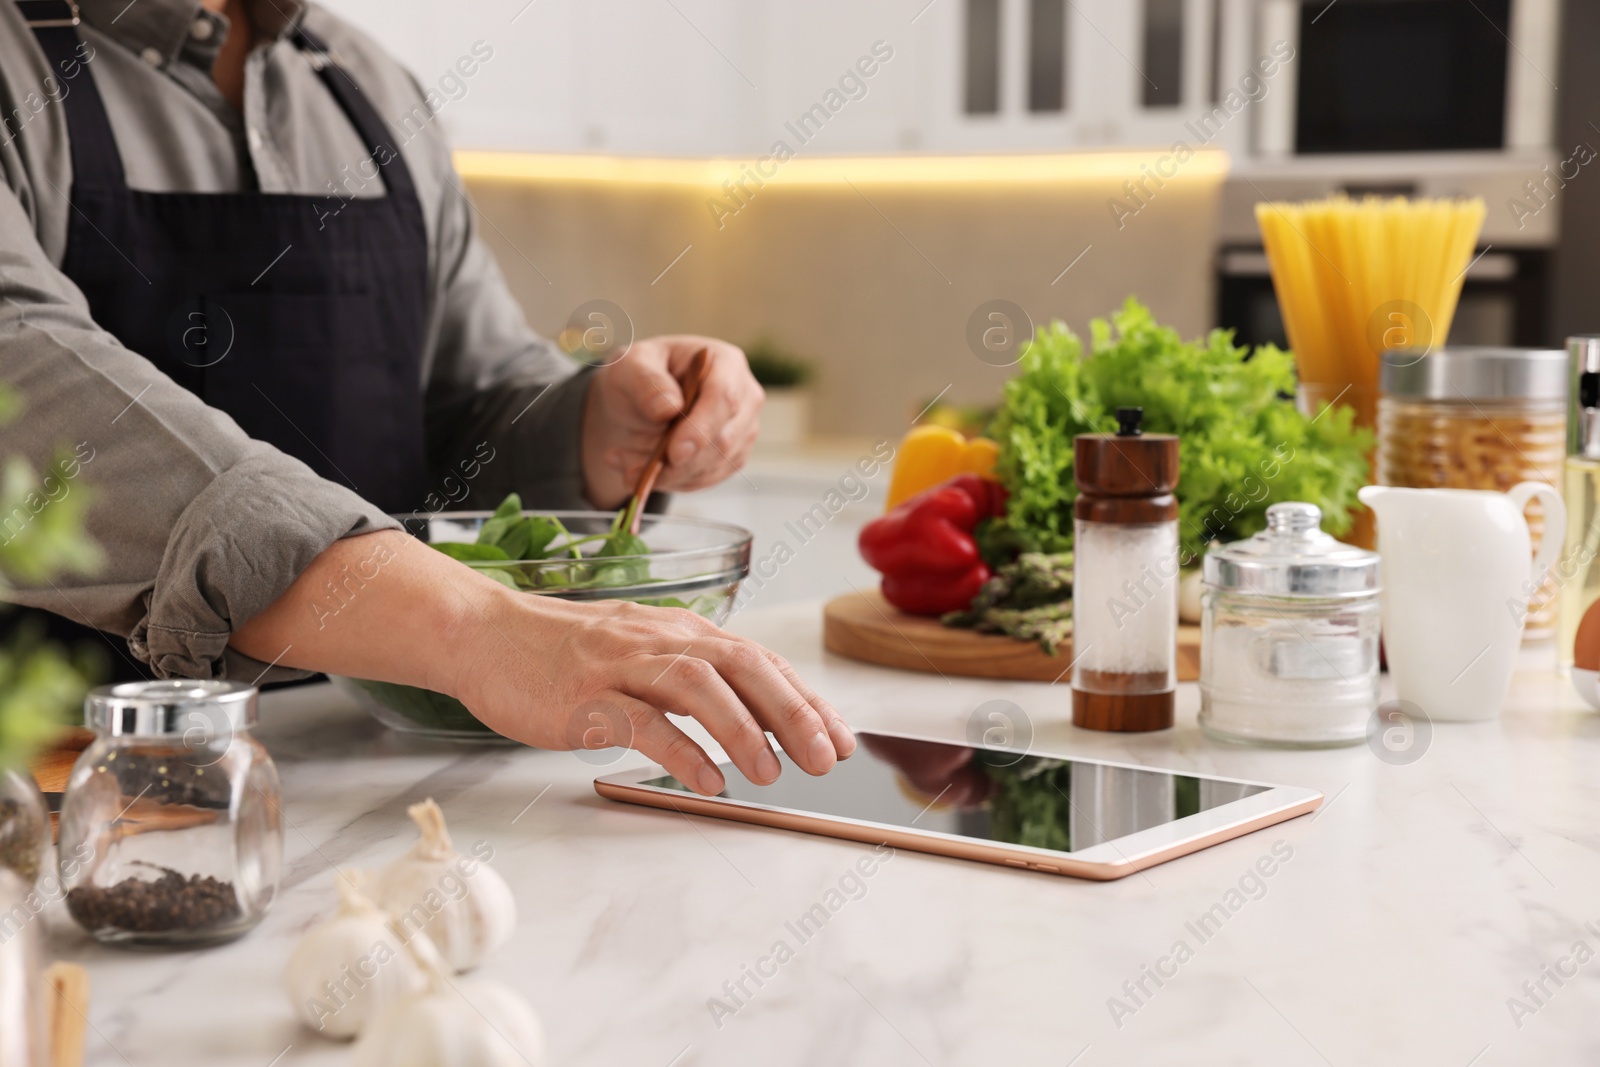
347, 678, 495, 734
635, 594, 725, 619
480, 568, 520, 590
475, 493, 525, 550
591, 530, 651, 586
489, 514, 566, 570
492, 519, 532, 560
430, 492, 664, 591
433, 542, 511, 562
600, 531, 649, 558
524, 516, 562, 558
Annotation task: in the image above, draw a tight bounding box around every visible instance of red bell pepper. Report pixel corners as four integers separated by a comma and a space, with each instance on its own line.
859, 474, 1008, 615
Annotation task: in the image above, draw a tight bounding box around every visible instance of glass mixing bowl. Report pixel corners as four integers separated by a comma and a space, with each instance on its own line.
332, 510, 751, 741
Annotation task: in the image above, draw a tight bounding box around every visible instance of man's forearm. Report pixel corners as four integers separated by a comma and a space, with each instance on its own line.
228, 530, 503, 696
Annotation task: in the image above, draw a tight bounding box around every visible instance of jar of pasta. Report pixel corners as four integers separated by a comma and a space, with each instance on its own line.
1377, 347, 1568, 640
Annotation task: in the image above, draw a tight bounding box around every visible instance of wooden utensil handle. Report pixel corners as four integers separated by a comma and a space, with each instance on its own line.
627, 347, 712, 535
43, 962, 89, 1067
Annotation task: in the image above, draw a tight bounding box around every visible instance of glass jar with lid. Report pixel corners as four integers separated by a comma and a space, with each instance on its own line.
0, 868, 48, 1067
58, 681, 283, 948
1378, 347, 1567, 639
0, 767, 49, 887
1199, 502, 1382, 747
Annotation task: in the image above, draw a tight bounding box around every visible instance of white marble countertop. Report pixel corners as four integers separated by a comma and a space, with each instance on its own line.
46, 600, 1600, 1066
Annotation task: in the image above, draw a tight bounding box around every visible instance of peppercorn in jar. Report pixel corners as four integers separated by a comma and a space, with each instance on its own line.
58, 681, 283, 948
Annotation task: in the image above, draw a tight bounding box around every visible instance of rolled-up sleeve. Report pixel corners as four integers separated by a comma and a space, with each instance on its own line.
0, 182, 396, 681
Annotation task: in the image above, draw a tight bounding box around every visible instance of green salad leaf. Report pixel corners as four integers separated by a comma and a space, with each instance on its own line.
360, 493, 742, 736
977, 753, 1205, 851
978, 754, 1075, 852
634, 594, 726, 618
475, 493, 525, 550
593, 527, 652, 587
988, 297, 1372, 564
431, 542, 511, 563
427, 491, 665, 591
523, 516, 563, 558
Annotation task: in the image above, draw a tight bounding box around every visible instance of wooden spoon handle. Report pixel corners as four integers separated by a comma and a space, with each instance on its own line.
627, 347, 712, 535
43, 962, 89, 1067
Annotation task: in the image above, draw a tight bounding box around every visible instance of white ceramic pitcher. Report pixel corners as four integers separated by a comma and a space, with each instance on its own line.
1359, 483, 1565, 723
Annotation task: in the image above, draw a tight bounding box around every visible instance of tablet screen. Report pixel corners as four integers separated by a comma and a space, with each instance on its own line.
641, 732, 1268, 854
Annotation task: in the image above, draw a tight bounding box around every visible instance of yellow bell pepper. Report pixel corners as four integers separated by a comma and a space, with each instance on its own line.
884, 426, 1001, 511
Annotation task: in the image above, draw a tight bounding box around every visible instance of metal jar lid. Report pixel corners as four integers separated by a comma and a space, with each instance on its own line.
1380, 347, 1568, 401
1203, 503, 1380, 598
85, 680, 258, 737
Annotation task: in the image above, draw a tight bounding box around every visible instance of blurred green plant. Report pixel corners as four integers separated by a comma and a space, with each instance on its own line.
0, 387, 102, 771
743, 337, 814, 389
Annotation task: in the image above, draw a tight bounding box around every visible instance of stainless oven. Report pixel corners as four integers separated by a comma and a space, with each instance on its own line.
1249, 0, 1561, 157
1217, 244, 1551, 350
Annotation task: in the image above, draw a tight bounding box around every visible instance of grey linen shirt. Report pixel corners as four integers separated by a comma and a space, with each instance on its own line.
0, 0, 591, 680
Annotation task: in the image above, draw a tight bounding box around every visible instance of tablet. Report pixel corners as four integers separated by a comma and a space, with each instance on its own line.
594, 729, 1321, 880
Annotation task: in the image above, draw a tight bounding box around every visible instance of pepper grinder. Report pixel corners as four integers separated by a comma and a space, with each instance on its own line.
1071, 407, 1181, 732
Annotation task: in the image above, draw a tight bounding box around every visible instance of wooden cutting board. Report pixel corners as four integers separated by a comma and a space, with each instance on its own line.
30, 729, 92, 841
823, 589, 1202, 682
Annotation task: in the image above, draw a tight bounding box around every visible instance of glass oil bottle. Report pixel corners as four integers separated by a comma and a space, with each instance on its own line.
1559, 336, 1600, 667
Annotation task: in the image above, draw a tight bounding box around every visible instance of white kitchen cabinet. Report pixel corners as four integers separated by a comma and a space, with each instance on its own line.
319, 0, 1257, 156
321, 0, 1557, 169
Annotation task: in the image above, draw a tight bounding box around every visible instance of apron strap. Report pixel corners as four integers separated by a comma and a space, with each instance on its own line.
292, 26, 418, 201
18, 0, 128, 189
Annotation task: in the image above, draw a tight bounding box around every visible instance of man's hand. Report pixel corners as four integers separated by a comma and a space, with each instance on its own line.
454, 592, 856, 794
230, 531, 856, 794
581, 335, 763, 508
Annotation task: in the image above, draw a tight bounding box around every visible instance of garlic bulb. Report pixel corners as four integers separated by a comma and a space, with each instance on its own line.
368, 799, 515, 972
353, 934, 545, 1067
1178, 567, 1205, 624
284, 871, 426, 1039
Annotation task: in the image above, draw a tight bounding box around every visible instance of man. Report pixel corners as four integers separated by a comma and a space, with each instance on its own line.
0, 0, 854, 792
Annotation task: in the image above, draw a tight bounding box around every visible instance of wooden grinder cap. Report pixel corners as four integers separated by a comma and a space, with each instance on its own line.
1074, 407, 1179, 525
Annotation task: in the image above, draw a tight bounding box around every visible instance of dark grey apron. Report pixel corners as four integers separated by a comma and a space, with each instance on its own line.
16, 0, 431, 679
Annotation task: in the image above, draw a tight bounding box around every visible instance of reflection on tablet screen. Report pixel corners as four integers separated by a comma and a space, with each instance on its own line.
643, 733, 1268, 853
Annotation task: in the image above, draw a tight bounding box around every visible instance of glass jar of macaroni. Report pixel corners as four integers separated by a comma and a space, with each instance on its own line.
1377, 347, 1568, 640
